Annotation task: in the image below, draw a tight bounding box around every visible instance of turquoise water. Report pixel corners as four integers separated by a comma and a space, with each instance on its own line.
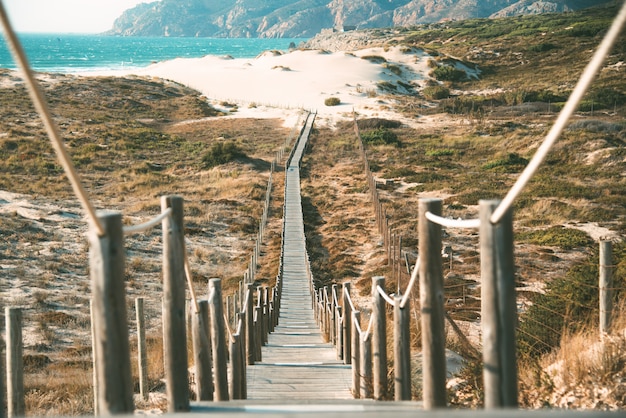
0, 34, 308, 73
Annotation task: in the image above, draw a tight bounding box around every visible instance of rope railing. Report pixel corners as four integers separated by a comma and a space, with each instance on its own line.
425, 211, 480, 229
122, 208, 173, 235
377, 285, 396, 306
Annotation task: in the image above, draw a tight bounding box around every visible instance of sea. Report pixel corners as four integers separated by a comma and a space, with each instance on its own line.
0, 33, 308, 73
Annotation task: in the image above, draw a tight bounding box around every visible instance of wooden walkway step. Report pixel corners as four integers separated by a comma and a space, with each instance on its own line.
246, 113, 353, 400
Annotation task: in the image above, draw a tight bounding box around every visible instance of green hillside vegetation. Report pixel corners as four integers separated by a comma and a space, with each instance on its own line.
398, 3, 625, 112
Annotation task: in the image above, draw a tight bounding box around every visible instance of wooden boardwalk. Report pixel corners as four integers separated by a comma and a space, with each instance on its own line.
246, 113, 353, 400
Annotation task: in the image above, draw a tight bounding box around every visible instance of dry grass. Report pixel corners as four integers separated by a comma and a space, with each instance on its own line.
0, 72, 293, 414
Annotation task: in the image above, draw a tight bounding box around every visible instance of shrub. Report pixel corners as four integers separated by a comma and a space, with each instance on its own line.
356, 118, 402, 130
423, 85, 450, 100
324, 97, 341, 106
360, 128, 399, 146
202, 141, 245, 168
517, 226, 593, 250
431, 65, 467, 82
482, 153, 529, 172
361, 55, 387, 63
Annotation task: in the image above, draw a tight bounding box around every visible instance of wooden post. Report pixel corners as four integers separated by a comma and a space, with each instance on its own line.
394, 296, 411, 401
192, 300, 213, 401
229, 332, 242, 400
331, 285, 338, 345
6, 308, 24, 418
418, 198, 447, 408
372, 276, 387, 400
360, 334, 372, 399
89, 211, 134, 414
209, 279, 229, 401
336, 306, 343, 361
161, 196, 189, 412
480, 200, 518, 408
245, 284, 255, 365
600, 240, 613, 335
135, 298, 149, 402
239, 312, 248, 400
90, 300, 99, 416
254, 306, 262, 361
342, 282, 352, 364
351, 311, 361, 399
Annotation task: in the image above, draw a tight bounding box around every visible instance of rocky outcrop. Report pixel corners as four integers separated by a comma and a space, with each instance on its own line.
106, 0, 614, 38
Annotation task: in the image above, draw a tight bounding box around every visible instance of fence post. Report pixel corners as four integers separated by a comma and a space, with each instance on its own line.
336, 306, 344, 361
372, 276, 387, 400
360, 334, 372, 399
418, 198, 446, 408
192, 300, 213, 401
351, 311, 361, 399
245, 284, 255, 365
135, 298, 149, 402
394, 296, 411, 401
89, 211, 134, 414
480, 200, 518, 408
229, 332, 242, 400
161, 196, 190, 412
342, 282, 352, 364
6, 307, 24, 418
90, 300, 99, 416
600, 240, 613, 336
209, 279, 230, 401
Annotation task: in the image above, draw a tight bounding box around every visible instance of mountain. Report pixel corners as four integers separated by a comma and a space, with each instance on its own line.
106, 0, 614, 38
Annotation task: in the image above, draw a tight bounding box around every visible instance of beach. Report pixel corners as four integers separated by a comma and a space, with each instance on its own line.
85, 45, 436, 127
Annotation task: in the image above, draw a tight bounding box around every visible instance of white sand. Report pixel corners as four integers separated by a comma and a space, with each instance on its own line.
87, 46, 435, 126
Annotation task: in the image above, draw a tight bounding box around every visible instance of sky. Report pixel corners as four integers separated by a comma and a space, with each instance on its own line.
2, 0, 153, 33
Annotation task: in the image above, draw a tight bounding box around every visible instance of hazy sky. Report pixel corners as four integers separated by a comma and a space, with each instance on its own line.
2, 0, 153, 33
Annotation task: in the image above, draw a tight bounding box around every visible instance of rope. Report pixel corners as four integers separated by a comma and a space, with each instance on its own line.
425, 212, 480, 229
377, 285, 396, 307
400, 257, 420, 309
490, 0, 626, 224
223, 313, 236, 344
345, 292, 356, 313
184, 253, 200, 314
0, 2, 105, 237
123, 208, 173, 236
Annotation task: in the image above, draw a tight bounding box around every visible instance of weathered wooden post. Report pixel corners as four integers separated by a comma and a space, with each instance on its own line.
480, 200, 518, 408
336, 305, 344, 361
161, 196, 189, 412
351, 311, 361, 399
209, 279, 229, 401
90, 300, 99, 415
360, 333, 372, 399
89, 211, 134, 414
331, 284, 338, 345
372, 276, 387, 400
342, 282, 352, 364
245, 284, 255, 365
418, 198, 446, 408
192, 300, 213, 401
6, 307, 24, 418
229, 331, 242, 400
135, 297, 149, 402
600, 240, 613, 336
394, 296, 411, 401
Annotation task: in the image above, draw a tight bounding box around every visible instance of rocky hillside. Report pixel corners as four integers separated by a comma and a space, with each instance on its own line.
106, 0, 613, 38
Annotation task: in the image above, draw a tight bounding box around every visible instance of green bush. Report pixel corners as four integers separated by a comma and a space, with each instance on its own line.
324, 97, 341, 106
517, 226, 593, 250
431, 65, 467, 82
202, 141, 245, 168
423, 85, 450, 100
482, 153, 529, 172
361, 55, 387, 63
360, 128, 399, 146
